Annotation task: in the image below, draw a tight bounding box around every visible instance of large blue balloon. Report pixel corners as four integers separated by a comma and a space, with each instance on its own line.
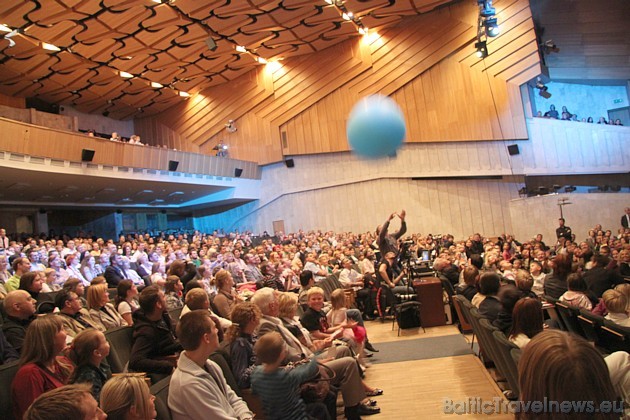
346, 94, 406, 158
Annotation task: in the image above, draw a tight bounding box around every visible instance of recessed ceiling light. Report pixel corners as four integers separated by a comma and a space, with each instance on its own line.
0, 24, 12, 33
150, 81, 163, 88
235, 45, 247, 53
42, 42, 61, 51
119, 71, 134, 78
179, 91, 190, 97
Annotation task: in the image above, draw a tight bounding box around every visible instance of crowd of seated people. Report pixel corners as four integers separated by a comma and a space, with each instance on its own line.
0, 216, 628, 417
535, 104, 624, 126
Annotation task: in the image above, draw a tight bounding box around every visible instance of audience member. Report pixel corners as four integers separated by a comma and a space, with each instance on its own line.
164, 275, 184, 311
477, 272, 502, 322
517, 330, 620, 419
213, 269, 241, 319
129, 285, 182, 376
543, 253, 571, 299
69, 329, 111, 400
56, 288, 102, 338
2, 290, 37, 352
11, 315, 73, 419
6, 256, 31, 292
584, 254, 624, 298
24, 383, 106, 420
251, 331, 330, 420
559, 272, 593, 310
87, 282, 127, 330
115, 279, 140, 326
0, 328, 18, 365
168, 310, 254, 419
508, 298, 543, 348
100, 374, 157, 419
602, 289, 630, 327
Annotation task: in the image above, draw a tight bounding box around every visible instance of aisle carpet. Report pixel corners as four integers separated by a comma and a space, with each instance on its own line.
369, 334, 473, 364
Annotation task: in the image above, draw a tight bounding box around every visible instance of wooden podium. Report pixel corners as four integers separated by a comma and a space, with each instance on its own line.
413, 277, 446, 327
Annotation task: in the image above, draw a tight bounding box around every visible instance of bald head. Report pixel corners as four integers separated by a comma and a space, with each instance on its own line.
4, 290, 36, 318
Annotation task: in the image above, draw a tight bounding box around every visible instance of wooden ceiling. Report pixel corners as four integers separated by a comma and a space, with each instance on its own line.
0, 0, 455, 120
531, 0, 630, 83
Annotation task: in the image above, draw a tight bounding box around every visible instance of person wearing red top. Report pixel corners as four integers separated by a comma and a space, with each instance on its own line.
11, 315, 73, 419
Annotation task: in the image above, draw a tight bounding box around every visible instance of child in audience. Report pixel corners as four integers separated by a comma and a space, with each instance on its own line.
559, 273, 593, 311
69, 329, 111, 400
529, 261, 545, 297
100, 374, 157, 419
328, 289, 367, 366
603, 290, 630, 327
115, 279, 140, 326
509, 298, 544, 348
251, 332, 329, 420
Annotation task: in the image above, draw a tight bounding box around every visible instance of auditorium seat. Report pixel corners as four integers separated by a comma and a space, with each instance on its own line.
600, 321, 630, 353
491, 330, 520, 397
577, 309, 604, 346
317, 273, 343, 302
168, 307, 183, 326
0, 360, 19, 420
150, 375, 172, 420
452, 295, 473, 334
554, 301, 583, 335
104, 325, 134, 373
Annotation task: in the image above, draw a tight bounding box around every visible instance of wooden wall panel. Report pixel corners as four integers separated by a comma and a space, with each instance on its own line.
0, 117, 260, 179
0, 92, 25, 108
138, 0, 541, 165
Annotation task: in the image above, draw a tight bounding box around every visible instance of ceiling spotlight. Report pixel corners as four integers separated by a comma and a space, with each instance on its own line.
518, 187, 528, 196
150, 81, 163, 88
235, 45, 247, 53
537, 186, 549, 195
0, 24, 13, 33
484, 18, 500, 37
542, 40, 560, 54
256, 56, 267, 64
226, 120, 237, 133
535, 78, 552, 98
552, 184, 562, 192
475, 40, 488, 58
564, 185, 576, 193
358, 26, 368, 35
119, 71, 133, 78
178, 91, 190, 97
480, 3, 496, 17
342, 12, 354, 20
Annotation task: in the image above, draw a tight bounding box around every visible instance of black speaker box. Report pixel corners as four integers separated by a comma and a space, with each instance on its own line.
507, 144, 520, 156
234, 168, 243, 178
285, 158, 294, 168
81, 149, 95, 162
168, 160, 179, 171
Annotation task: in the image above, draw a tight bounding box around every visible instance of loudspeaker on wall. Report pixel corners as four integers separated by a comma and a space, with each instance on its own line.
234, 168, 243, 178
507, 144, 520, 156
168, 160, 179, 171
81, 149, 95, 162
284, 158, 295, 168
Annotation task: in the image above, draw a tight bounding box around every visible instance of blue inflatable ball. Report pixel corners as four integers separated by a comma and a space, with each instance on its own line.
346, 94, 406, 158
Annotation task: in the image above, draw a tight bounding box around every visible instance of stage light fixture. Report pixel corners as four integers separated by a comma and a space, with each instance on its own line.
518, 187, 527, 196
484, 18, 500, 37
542, 40, 560, 54
475, 40, 488, 58
564, 185, 576, 193
537, 186, 549, 195
535, 78, 551, 99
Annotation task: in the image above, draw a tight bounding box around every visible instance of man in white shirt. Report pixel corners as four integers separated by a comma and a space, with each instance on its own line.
168, 310, 253, 420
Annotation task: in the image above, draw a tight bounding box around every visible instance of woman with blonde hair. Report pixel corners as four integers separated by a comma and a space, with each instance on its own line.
87, 282, 127, 330
225, 302, 262, 388
11, 315, 73, 419
518, 330, 619, 419
213, 269, 241, 319
100, 374, 157, 419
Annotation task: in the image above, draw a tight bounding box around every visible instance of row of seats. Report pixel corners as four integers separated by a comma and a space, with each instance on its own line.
453, 295, 521, 397
544, 295, 630, 353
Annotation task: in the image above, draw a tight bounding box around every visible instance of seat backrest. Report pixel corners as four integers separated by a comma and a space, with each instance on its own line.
104, 326, 134, 373
150, 375, 172, 420
0, 360, 19, 420
600, 320, 630, 353
452, 295, 473, 333
318, 274, 342, 301
209, 351, 242, 398
469, 308, 497, 365
554, 301, 583, 335
543, 295, 566, 330
491, 329, 520, 396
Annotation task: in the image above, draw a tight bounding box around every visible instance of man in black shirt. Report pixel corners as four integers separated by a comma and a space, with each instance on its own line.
555, 218, 572, 241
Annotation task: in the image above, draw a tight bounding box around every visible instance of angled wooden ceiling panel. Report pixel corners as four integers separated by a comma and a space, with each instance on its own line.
0, 0, 456, 119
